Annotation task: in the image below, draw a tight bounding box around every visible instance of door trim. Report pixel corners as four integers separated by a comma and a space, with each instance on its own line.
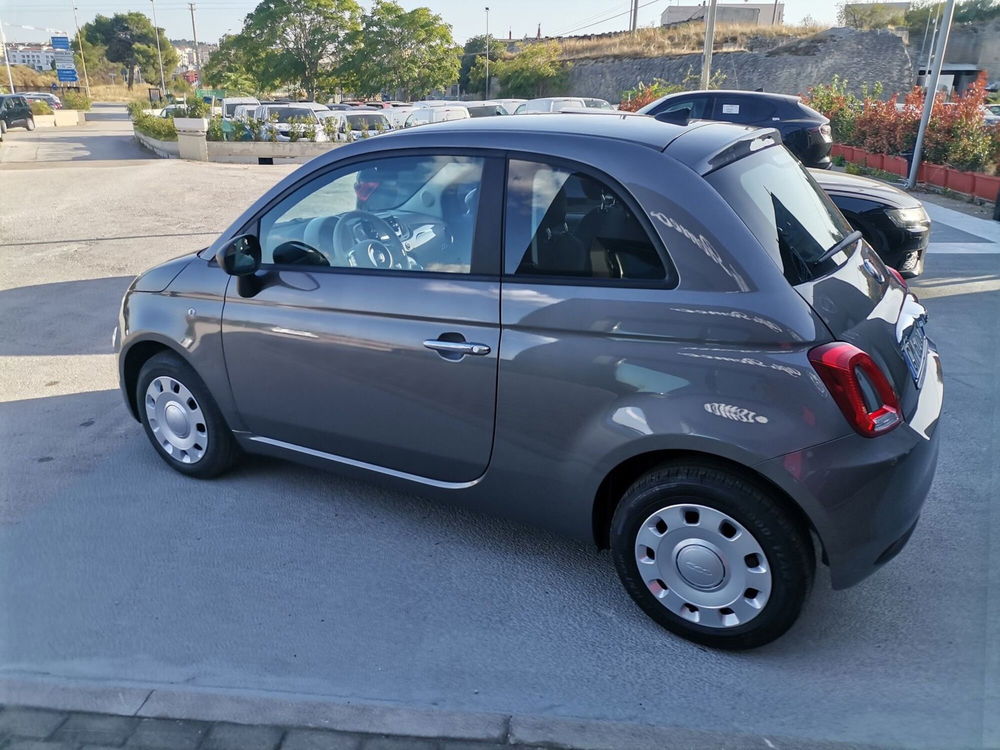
247, 435, 485, 489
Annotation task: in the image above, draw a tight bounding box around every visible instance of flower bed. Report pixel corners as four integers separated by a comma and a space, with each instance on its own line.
835, 145, 999, 201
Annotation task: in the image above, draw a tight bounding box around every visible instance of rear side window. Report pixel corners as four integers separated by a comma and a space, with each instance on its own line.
505, 159, 668, 282
706, 146, 853, 285
714, 96, 774, 123
656, 96, 711, 119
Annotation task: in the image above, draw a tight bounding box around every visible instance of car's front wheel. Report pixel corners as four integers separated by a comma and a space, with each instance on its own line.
136, 351, 239, 478
610, 462, 814, 649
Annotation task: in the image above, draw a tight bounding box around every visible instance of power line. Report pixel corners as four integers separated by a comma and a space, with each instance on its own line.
556, 0, 661, 37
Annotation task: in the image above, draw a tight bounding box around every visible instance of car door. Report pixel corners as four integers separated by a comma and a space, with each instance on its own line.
221, 152, 504, 483
651, 93, 714, 120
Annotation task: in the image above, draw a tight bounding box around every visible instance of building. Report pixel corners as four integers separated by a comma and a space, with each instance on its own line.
170, 40, 217, 75
661, 3, 785, 27
4, 43, 56, 72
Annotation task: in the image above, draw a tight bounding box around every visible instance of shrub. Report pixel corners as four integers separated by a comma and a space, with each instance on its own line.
619, 79, 683, 112
61, 91, 91, 110
183, 96, 210, 118
133, 111, 177, 141
126, 100, 148, 119
805, 73, 1000, 173
29, 100, 53, 115
206, 115, 225, 141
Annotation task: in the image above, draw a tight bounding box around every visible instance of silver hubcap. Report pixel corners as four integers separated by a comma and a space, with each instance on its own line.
634, 503, 772, 629
144, 376, 208, 464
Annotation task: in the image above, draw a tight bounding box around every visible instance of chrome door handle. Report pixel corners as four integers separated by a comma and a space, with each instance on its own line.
423, 339, 491, 356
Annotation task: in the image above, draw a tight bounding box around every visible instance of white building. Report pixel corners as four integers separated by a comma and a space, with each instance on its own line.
4, 43, 57, 72
662, 3, 785, 26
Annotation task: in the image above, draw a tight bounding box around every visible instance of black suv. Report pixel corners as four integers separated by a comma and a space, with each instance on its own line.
638, 90, 832, 168
0, 94, 35, 134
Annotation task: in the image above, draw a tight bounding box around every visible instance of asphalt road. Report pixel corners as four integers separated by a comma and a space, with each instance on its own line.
1, 108, 998, 749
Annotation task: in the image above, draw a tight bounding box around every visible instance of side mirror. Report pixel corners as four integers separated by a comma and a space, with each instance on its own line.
216, 234, 261, 276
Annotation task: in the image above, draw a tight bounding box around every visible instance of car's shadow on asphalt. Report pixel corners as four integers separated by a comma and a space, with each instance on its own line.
0, 276, 133, 355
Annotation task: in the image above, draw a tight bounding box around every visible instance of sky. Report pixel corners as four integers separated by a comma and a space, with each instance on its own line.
0, 0, 838, 46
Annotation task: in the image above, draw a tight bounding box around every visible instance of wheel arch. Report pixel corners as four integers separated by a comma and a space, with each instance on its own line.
121, 337, 193, 421
591, 449, 823, 561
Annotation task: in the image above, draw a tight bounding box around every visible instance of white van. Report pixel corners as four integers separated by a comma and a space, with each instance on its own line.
403, 106, 470, 128
221, 96, 260, 119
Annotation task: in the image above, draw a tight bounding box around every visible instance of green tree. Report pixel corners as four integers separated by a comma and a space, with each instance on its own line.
459, 34, 500, 96
200, 33, 270, 95
71, 32, 119, 85
83, 12, 178, 89
491, 42, 568, 98
346, 2, 459, 100
906, 0, 1000, 29
837, 2, 905, 28
239, 0, 362, 101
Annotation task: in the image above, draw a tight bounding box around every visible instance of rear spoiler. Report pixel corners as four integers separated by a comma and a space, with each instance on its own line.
664, 124, 783, 176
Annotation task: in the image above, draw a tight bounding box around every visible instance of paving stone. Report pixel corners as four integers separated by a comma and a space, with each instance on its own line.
280, 728, 364, 750
124, 717, 208, 750
201, 722, 284, 750
0, 707, 68, 740
50, 713, 138, 746
361, 736, 439, 750
3, 741, 78, 750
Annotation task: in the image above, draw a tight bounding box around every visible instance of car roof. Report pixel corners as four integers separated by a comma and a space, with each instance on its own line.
373, 112, 772, 167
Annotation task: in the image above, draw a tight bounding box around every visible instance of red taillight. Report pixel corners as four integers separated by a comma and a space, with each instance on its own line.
808, 342, 901, 438
887, 266, 907, 288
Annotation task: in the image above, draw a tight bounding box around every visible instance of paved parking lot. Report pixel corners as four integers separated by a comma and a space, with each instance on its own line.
1, 111, 998, 749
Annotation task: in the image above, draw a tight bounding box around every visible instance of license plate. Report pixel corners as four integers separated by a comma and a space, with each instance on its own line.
901, 319, 928, 385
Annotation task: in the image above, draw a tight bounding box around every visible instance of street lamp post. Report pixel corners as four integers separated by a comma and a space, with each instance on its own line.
150, 0, 167, 98
0, 16, 15, 94
72, 3, 92, 99
484, 6, 490, 99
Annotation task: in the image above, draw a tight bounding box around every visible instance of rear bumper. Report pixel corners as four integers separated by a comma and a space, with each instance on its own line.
756, 342, 943, 589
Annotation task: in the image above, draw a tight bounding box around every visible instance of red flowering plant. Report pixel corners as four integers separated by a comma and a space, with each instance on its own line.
805, 73, 1000, 174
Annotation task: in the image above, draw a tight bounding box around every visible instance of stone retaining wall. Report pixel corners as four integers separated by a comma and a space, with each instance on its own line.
567, 27, 914, 103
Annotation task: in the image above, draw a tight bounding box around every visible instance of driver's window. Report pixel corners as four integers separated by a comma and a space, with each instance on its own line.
258, 155, 485, 274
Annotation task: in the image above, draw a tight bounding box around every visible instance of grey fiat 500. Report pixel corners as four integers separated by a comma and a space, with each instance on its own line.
116, 115, 943, 649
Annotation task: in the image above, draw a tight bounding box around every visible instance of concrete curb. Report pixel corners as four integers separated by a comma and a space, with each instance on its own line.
0, 674, 895, 750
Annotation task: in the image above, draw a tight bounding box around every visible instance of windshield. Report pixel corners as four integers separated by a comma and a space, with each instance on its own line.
346, 113, 388, 130
273, 108, 314, 123
706, 146, 853, 285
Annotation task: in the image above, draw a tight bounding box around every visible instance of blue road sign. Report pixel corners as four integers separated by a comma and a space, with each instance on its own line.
51, 36, 71, 50
57, 69, 79, 82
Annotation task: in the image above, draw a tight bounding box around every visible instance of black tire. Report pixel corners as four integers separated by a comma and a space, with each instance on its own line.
25, 116, 35, 132
136, 351, 239, 478
0, 119, 7, 134
901, 249, 925, 278
610, 462, 814, 650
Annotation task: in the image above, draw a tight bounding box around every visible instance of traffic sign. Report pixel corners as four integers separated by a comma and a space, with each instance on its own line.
51, 35, 70, 50
57, 69, 79, 82
54, 51, 75, 70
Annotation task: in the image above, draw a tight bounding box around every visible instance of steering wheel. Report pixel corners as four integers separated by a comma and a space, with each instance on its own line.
331, 210, 408, 269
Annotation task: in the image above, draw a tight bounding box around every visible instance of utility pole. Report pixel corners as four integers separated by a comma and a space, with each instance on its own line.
150, 0, 167, 98
0, 16, 14, 94
188, 3, 200, 79
72, 3, 91, 98
484, 6, 490, 99
630, 0, 639, 32
699, 0, 718, 90
906, 0, 956, 189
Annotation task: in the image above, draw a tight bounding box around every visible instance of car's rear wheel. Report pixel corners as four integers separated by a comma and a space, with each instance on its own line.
610, 462, 814, 649
1, 120, 7, 134
25, 116, 35, 131
136, 351, 239, 478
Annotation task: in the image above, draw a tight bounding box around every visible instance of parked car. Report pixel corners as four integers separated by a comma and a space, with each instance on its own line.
411, 100, 452, 108
383, 106, 417, 129
23, 91, 62, 109
812, 169, 931, 277
222, 96, 260, 119
982, 104, 1000, 125
491, 98, 526, 114
316, 110, 391, 140
638, 90, 833, 168
0, 94, 35, 133
253, 105, 326, 141
514, 97, 613, 114
157, 104, 188, 119
118, 115, 942, 649
466, 104, 506, 118
403, 106, 470, 127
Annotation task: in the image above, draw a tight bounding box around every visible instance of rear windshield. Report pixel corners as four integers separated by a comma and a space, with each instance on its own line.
346, 113, 388, 130
706, 146, 853, 284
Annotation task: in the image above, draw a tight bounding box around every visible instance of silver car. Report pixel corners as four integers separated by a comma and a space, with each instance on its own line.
117, 115, 943, 649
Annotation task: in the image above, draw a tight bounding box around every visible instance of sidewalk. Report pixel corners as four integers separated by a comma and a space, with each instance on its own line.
0, 678, 896, 750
